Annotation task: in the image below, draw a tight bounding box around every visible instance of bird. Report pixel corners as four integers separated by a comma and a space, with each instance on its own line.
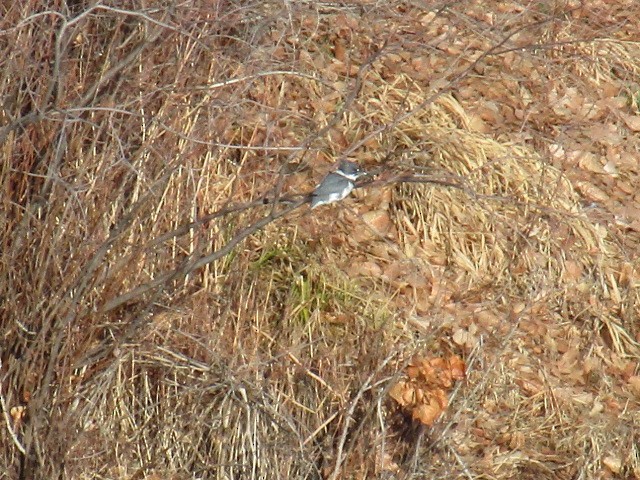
310, 160, 366, 209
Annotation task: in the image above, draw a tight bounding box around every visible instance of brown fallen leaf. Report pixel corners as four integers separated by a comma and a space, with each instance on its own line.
412, 399, 443, 426
362, 210, 392, 236
389, 354, 466, 426
620, 112, 640, 132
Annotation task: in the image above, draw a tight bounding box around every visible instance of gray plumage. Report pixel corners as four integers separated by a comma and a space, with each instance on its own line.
310, 160, 365, 209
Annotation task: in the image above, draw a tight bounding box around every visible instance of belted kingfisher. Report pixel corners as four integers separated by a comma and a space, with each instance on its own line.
310, 160, 366, 209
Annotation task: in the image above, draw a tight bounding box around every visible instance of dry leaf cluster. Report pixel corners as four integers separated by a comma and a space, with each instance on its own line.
389, 355, 466, 426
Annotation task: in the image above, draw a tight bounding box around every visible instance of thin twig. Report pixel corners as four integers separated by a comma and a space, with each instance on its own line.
0, 367, 26, 455
100, 198, 307, 313
329, 353, 396, 480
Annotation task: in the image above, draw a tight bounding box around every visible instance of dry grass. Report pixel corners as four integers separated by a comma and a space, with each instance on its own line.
1, 1, 640, 479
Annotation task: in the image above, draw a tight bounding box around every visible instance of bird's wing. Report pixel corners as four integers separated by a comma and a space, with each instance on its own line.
314, 173, 350, 194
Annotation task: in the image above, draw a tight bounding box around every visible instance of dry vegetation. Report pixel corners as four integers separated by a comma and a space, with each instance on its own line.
2, 0, 640, 479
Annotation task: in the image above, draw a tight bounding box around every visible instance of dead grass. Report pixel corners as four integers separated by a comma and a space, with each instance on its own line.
1, 1, 640, 479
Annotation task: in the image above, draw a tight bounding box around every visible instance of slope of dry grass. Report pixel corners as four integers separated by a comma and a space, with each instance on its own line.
1, 1, 639, 479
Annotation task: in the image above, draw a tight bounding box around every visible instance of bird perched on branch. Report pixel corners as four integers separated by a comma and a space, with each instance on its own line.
310, 160, 367, 209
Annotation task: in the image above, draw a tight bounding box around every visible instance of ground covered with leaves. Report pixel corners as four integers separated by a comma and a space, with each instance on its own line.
2, 1, 640, 479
